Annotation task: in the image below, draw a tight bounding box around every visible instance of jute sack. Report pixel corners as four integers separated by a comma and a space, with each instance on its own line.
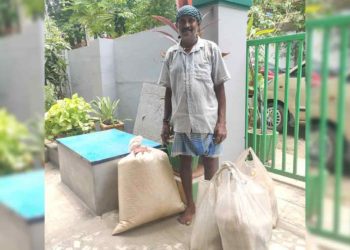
112, 140, 185, 235
235, 147, 279, 228
190, 180, 223, 250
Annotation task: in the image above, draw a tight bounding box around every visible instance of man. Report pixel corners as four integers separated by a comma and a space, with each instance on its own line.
158, 5, 231, 225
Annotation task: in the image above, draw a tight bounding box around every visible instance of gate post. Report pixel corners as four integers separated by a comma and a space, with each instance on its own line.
194, 0, 252, 162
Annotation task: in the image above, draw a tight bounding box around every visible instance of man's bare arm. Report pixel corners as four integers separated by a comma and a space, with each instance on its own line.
161, 87, 172, 144
214, 83, 227, 144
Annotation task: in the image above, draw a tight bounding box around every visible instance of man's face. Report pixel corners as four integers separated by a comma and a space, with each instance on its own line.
176, 15, 199, 39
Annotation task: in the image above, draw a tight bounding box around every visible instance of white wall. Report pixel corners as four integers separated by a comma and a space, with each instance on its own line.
197, 3, 248, 162
67, 28, 174, 132
100, 39, 117, 100
0, 20, 44, 122
67, 39, 103, 102
113, 28, 174, 132
219, 4, 248, 162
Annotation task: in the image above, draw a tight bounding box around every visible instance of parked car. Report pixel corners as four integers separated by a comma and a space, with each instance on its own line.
265, 62, 350, 173
259, 62, 285, 78
309, 72, 350, 174
266, 62, 308, 132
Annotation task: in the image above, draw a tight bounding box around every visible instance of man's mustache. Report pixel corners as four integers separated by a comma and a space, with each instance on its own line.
181, 28, 192, 32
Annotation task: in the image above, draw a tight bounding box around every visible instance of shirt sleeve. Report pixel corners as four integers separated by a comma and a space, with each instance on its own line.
211, 45, 231, 86
158, 50, 171, 88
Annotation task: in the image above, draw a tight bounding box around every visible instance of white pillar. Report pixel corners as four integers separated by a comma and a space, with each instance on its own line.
195, 0, 251, 162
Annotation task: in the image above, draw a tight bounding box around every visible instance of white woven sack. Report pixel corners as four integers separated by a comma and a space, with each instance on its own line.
112, 137, 185, 234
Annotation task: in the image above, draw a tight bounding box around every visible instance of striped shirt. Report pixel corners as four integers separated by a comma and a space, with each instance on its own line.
158, 37, 231, 134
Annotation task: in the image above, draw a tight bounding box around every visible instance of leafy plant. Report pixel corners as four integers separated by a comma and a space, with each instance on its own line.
25, 116, 44, 164
91, 96, 121, 125
125, 0, 176, 35
0, 0, 20, 37
45, 94, 94, 140
0, 109, 33, 175
46, 0, 87, 48
246, 13, 278, 131
22, 0, 44, 19
248, 0, 305, 35
45, 17, 71, 98
64, 0, 133, 39
45, 83, 58, 111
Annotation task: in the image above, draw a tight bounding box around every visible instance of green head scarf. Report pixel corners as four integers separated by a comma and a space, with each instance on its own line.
176, 5, 202, 24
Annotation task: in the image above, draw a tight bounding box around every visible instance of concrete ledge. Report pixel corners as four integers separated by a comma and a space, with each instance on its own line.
58, 144, 119, 216
270, 172, 305, 190
306, 231, 350, 250
0, 205, 44, 250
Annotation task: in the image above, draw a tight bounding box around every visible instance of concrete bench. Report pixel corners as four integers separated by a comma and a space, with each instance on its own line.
57, 129, 161, 216
0, 170, 44, 250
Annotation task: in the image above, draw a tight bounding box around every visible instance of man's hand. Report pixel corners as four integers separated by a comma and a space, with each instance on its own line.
161, 123, 171, 145
214, 122, 227, 144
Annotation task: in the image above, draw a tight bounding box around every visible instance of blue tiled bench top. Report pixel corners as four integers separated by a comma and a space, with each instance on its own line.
0, 169, 44, 222
56, 129, 161, 165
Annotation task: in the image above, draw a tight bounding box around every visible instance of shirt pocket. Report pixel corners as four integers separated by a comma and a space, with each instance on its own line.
194, 62, 212, 83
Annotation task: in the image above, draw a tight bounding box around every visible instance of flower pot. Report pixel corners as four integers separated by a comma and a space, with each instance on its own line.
44, 139, 59, 168
247, 129, 278, 163
306, 167, 328, 222
100, 122, 124, 131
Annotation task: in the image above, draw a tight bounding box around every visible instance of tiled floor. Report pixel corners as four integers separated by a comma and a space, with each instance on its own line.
45, 163, 306, 250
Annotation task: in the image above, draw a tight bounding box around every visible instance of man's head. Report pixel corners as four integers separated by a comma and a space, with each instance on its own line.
176, 5, 202, 40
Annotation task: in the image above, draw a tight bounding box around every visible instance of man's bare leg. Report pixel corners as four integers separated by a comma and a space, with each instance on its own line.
202, 156, 219, 180
178, 155, 195, 225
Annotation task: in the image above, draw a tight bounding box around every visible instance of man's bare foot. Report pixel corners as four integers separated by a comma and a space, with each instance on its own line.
178, 204, 195, 225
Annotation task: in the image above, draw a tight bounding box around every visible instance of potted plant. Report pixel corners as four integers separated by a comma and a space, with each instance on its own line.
44, 93, 95, 167
91, 96, 124, 131
246, 15, 279, 163
247, 60, 278, 163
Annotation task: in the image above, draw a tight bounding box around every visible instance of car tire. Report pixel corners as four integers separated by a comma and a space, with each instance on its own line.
310, 123, 337, 173
266, 102, 285, 132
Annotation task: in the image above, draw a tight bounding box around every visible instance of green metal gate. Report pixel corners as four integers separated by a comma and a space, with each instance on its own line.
305, 14, 350, 245
246, 12, 350, 247
245, 33, 306, 181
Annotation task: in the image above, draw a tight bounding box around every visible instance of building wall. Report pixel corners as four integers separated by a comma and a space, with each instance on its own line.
196, 3, 248, 162
217, 4, 248, 162
68, 39, 103, 102
67, 27, 174, 132
113, 28, 174, 132
0, 20, 44, 122
100, 39, 117, 100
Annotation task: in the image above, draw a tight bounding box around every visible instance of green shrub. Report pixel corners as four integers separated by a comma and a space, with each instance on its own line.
45, 83, 58, 111
45, 94, 94, 140
0, 109, 32, 175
